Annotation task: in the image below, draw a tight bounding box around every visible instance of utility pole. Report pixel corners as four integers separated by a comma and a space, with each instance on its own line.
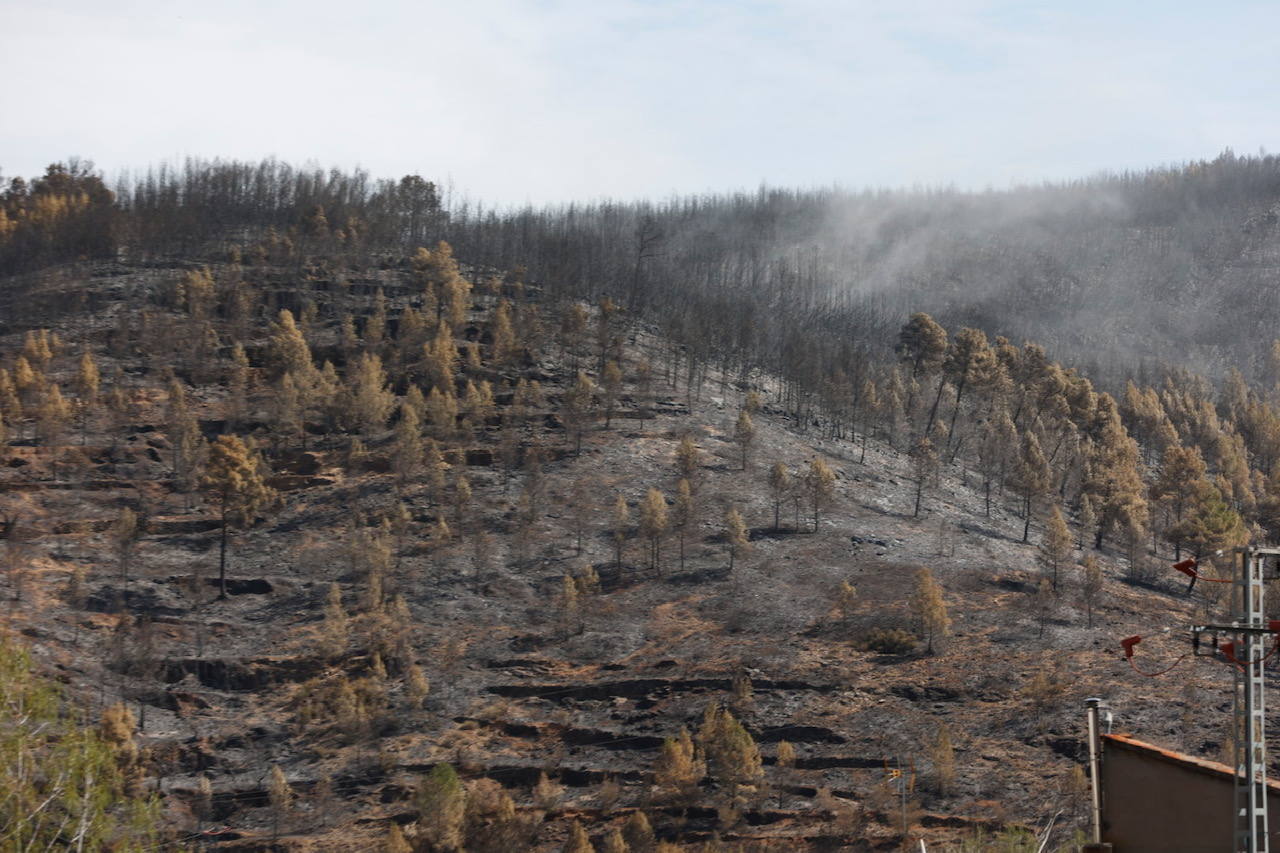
1187, 547, 1280, 853
1121, 547, 1280, 852
1085, 698, 1104, 846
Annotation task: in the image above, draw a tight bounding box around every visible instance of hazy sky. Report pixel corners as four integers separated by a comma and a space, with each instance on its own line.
3, 0, 1279, 205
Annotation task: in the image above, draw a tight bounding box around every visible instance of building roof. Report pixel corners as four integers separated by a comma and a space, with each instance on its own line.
1103, 732, 1280, 793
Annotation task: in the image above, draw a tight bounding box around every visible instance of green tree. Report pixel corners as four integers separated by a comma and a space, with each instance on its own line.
201, 435, 275, 598
0, 638, 163, 851
416, 763, 467, 851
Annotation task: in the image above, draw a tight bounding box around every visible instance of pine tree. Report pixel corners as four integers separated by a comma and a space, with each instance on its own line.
321, 583, 350, 659
533, 771, 564, 812
911, 567, 951, 654
196, 775, 214, 831
462, 379, 495, 433
37, 383, 72, 466
0, 640, 164, 850
273, 372, 304, 449
1039, 504, 1073, 592
416, 763, 467, 851
654, 727, 705, 804
564, 820, 596, 853
1080, 555, 1102, 628
202, 435, 275, 599
724, 507, 749, 572
392, 402, 424, 488
425, 323, 458, 391
491, 299, 518, 366
268, 309, 314, 381
424, 438, 450, 504
1012, 430, 1051, 543
112, 506, 141, 585
1150, 444, 1208, 558
832, 580, 858, 623
1085, 394, 1149, 550
776, 739, 797, 771
977, 408, 1017, 516
930, 724, 956, 796
601, 828, 630, 853
269, 764, 293, 840
406, 661, 430, 708
385, 823, 412, 853
896, 312, 947, 419
767, 462, 790, 530
602, 360, 624, 429
909, 436, 939, 518
563, 371, 596, 455
639, 487, 668, 576
942, 326, 997, 447
733, 409, 755, 470
622, 811, 657, 853
676, 435, 701, 485
806, 457, 836, 530
350, 353, 395, 436
339, 314, 360, 360
426, 386, 459, 440
365, 290, 388, 353
73, 349, 99, 442
613, 495, 630, 567
1078, 493, 1098, 550
672, 478, 694, 570
699, 704, 762, 794
224, 342, 252, 430
1033, 577, 1054, 638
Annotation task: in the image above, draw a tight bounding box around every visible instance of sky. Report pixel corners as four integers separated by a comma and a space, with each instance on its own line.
3, 0, 1279, 206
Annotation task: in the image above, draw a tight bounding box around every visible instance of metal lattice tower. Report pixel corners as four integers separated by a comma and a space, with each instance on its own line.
1188, 547, 1280, 851
1233, 547, 1272, 853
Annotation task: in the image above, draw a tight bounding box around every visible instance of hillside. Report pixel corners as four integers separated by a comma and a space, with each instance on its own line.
0, 246, 1251, 852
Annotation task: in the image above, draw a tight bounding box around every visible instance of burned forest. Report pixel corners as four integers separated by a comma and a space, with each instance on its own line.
5, 154, 1280, 850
